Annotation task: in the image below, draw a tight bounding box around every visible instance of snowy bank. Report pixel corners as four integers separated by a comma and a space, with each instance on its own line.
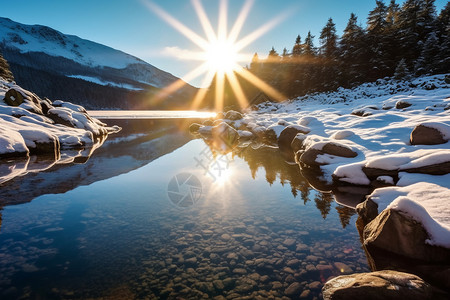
190, 74, 450, 290
0, 77, 120, 158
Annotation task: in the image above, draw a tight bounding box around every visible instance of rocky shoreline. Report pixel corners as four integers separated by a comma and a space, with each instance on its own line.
190, 74, 450, 298
0, 79, 120, 159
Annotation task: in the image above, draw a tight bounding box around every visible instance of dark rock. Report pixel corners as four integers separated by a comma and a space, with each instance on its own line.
278, 125, 310, 155
395, 100, 412, 109
410, 124, 447, 145
355, 198, 379, 225
300, 148, 324, 166
4, 89, 24, 106
300, 142, 357, 168
322, 271, 435, 300
363, 208, 450, 263
263, 127, 278, 145
322, 143, 357, 158
39, 99, 54, 115
445, 75, 450, 84
285, 282, 302, 296
291, 133, 307, 152
404, 161, 450, 175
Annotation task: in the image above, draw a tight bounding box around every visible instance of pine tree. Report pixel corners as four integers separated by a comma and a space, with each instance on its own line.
292, 35, 303, 57
303, 31, 317, 57
397, 0, 424, 70
319, 18, 338, 57
0, 52, 14, 82
435, 2, 450, 73
367, 0, 390, 80
384, 0, 401, 75
415, 31, 440, 74
386, 0, 400, 26
394, 58, 411, 80
339, 13, 367, 86
367, 0, 388, 34
319, 18, 339, 90
249, 52, 261, 76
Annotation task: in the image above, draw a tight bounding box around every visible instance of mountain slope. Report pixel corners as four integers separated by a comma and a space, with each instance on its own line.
0, 17, 196, 109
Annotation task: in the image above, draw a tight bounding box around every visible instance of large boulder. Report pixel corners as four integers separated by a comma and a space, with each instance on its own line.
322, 271, 438, 300
4, 89, 24, 106
356, 183, 450, 289
299, 137, 358, 169
395, 100, 412, 109
410, 123, 449, 145
278, 125, 310, 161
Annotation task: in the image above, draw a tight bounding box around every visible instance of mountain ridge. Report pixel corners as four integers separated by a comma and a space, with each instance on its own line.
0, 17, 196, 109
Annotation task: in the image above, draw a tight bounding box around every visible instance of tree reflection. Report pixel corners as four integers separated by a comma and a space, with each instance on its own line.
201, 138, 356, 225
335, 205, 356, 228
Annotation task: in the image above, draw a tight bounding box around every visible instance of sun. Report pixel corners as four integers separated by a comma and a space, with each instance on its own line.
204, 39, 238, 75
142, 0, 288, 111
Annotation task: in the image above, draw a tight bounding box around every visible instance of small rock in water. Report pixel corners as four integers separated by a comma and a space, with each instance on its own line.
285, 282, 302, 296
333, 262, 353, 274
283, 238, 296, 248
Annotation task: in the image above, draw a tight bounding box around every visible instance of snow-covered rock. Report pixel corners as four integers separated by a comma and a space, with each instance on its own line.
356, 183, 450, 289
410, 122, 450, 145
0, 79, 120, 158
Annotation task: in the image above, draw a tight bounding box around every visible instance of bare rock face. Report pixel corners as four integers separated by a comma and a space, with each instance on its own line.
322, 270, 436, 300
410, 124, 447, 145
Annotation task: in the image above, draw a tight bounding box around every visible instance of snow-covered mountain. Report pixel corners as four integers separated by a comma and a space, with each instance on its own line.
0, 17, 196, 109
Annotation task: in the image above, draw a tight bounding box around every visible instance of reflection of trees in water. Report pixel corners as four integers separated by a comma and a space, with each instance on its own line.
202, 140, 356, 226
314, 192, 333, 219
335, 205, 356, 228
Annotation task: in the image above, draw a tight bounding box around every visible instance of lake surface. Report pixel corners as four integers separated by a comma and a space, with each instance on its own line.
0, 117, 369, 299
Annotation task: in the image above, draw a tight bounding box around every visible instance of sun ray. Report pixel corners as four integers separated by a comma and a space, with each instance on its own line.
227, 0, 254, 44
234, 12, 288, 52
144, 0, 291, 111
154, 62, 209, 103
190, 69, 216, 110
218, 0, 228, 41
225, 70, 249, 108
215, 72, 225, 111
192, 0, 217, 43
142, 0, 210, 50
235, 66, 286, 102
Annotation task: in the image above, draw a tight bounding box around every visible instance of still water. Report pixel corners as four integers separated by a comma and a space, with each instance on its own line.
0, 118, 369, 299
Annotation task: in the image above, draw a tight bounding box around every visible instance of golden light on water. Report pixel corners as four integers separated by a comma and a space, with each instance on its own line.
142, 0, 288, 111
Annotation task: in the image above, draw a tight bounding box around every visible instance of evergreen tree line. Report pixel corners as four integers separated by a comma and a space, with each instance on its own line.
247, 0, 450, 99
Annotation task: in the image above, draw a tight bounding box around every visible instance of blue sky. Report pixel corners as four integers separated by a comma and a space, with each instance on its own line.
1, 0, 448, 87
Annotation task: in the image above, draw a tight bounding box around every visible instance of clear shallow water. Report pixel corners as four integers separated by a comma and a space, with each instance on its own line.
0, 122, 369, 299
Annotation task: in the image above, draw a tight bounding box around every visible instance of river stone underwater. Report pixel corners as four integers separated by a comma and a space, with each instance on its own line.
0, 119, 369, 299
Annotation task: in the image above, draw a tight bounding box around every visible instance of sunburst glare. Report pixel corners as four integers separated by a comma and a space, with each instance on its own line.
142, 0, 289, 111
